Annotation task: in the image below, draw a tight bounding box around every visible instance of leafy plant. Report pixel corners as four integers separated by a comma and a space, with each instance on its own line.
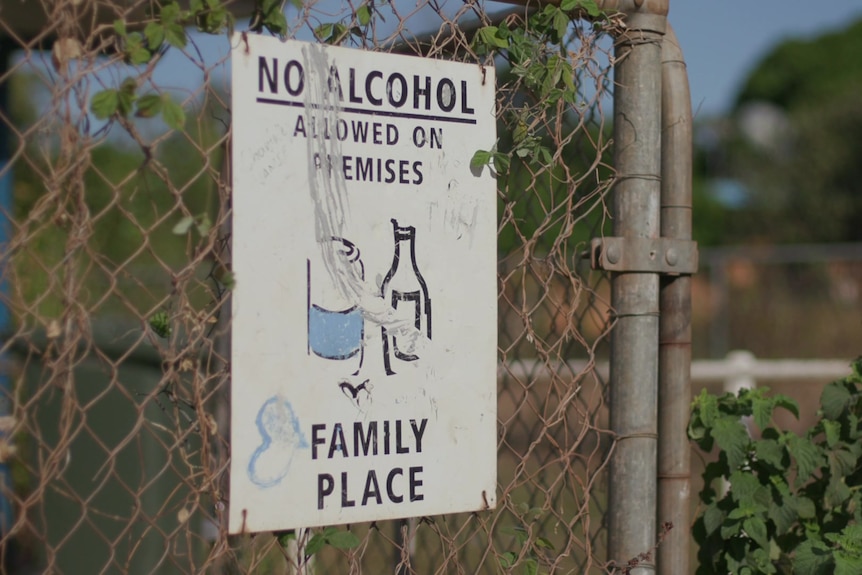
276, 527, 361, 558
469, 0, 609, 172
689, 358, 862, 574
498, 501, 558, 575
90, 0, 236, 128
249, 0, 288, 37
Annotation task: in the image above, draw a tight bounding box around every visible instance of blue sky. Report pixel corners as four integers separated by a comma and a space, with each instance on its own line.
670, 0, 862, 117
107, 0, 862, 126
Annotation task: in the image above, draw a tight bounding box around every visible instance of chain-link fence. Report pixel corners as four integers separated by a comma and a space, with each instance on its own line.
0, 1, 621, 572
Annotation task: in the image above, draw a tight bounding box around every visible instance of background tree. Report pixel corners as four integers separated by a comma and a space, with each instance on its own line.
698, 18, 862, 244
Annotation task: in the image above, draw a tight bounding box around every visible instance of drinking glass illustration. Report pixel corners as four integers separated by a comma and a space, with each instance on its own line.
307, 238, 365, 376
381, 219, 432, 375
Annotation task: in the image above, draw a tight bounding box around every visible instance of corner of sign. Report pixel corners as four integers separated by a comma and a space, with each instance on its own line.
234, 31, 252, 56
481, 489, 497, 511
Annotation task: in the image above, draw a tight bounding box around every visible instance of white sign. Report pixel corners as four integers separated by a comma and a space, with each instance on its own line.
229, 35, 497, 533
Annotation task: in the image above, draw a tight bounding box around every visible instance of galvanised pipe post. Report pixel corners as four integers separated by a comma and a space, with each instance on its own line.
606, 1, 667, 572
657, 23, 693, 575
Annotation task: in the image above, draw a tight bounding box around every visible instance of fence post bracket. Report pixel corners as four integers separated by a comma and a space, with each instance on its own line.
590, 237, 698, 274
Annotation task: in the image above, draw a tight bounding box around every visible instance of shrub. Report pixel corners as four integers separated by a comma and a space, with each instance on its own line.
689, 358, 862, 574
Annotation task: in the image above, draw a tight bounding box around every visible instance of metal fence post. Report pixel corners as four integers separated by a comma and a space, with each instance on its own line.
606, 2, 668, 572
657, 23, 693, 575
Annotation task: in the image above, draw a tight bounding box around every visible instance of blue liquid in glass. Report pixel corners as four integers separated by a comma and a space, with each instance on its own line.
308, 305, 364, 359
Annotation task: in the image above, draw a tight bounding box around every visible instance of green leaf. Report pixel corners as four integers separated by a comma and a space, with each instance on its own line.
91, 89, 119, 119
728, 505, 754, 520
523, 557, 538, 575
579, 0, 601, 16
144, 22, 165, 49
773, 394, 800, 419
117, 77, 137, 117
477, 26, 508, 50
120, 77, 137, 94
825, 477, 851, 507
356, 5, 371, 26
304, 532, 326, 556
314, 23, 333, 42
148, 311, 171, 338
787, 434, 822, 485
125, 32, 152, 65
743, 516, 769, 550
160, 2, 182, 24
264, 10, 287, 36
752, 395, 774, 430
835, 552, 862, 575
712, 417, 751, 470
173, 216, 195, 235
795, 539, 834, 575
821, 382, 853, 419
114, 19, 127, 37
796, 496, 816, 519
328, 23, 348, 44
559, 0, 600, 15
728, 471, 770, 510
130, 47, 152, 65
326, 529, 360, 549
197, 4, 231, 34
720, 516, 742, 539
754, 438, 784, 469
471, 149, 492, 169
828, 447, 856, 477
512, 121, 529, 144
135, 93, 163, 118
499, 551, 517, 568
218, 271, 236, 290
769, 498, 796, 535
535, 536, 554, 550
195, 213, 212, 236
690, 388, 720, 445
703, 504, 724, 535
492, 152, 509, 173
693, 388, 720, 426
165, 22, 187, 48
161, 95, 186, 130
276, 530, 295, 547
828, 525, 862, 559
823, 419, 841, 448
117, 91, 135, 117
552, 9, 569, 43
850, 357, 862, 381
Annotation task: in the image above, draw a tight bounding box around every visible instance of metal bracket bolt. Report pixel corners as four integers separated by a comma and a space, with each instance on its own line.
590, 236, 698, 274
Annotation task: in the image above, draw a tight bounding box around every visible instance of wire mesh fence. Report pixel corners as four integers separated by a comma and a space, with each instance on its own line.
0, 0, 619, 572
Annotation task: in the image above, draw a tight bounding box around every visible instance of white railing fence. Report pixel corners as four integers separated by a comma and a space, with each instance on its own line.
502, 350, 852, 398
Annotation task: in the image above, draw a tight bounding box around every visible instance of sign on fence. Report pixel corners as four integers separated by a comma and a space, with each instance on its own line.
229, 35, 498, 533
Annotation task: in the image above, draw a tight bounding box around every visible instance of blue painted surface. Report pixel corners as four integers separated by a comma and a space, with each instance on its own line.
248, 396, 308, 488
308, 304, 364, 360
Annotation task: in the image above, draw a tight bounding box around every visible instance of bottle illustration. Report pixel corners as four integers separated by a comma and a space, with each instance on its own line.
381, 219, 432, 375
307, 238, 365, 376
